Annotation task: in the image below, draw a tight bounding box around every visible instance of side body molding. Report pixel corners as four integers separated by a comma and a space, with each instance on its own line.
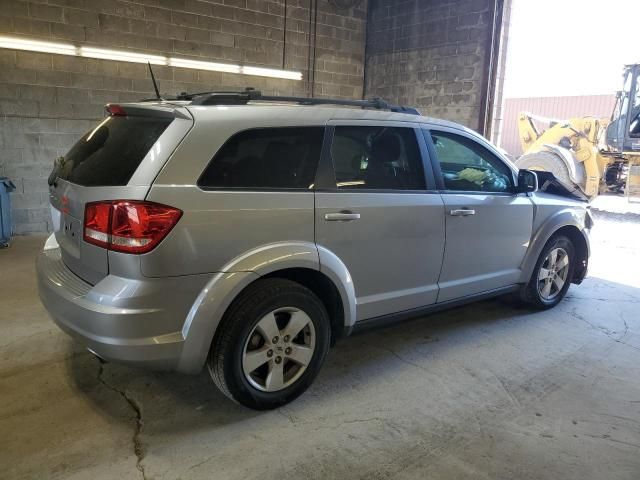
519, 207, 590, 284
176, 242, 357, 373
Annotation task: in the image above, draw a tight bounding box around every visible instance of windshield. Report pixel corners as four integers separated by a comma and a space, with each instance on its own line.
631, 73, 640, 137
606, 67, 640, 149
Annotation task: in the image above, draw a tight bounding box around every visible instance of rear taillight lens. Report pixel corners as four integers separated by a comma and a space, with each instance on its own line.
84, 202, 112, 249
83, 201, 182, 254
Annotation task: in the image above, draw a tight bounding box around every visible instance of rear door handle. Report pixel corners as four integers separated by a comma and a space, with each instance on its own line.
324, 212, 361, 221
450, 209, 476, 216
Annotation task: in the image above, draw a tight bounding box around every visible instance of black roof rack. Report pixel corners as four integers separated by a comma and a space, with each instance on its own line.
171, 88, 421, 115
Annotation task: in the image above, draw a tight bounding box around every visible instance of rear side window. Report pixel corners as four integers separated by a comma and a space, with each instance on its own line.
330, 126, 425, 190
198, 127, 324, 190
55, 116, 172, 186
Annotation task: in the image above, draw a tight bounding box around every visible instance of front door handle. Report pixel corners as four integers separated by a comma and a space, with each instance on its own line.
450, 209, 476, 216
324, 212, 361, 221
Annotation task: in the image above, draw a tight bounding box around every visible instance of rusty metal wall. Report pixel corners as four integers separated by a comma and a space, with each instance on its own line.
499, 94, 616, 157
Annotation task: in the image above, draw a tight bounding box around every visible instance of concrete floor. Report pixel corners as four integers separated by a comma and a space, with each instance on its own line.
1, 209, 640, 480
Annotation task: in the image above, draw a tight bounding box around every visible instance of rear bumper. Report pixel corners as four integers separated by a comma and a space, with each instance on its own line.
36, 243, 212, 372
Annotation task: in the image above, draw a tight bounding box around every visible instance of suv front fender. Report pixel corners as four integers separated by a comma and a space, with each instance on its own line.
176, 241, 356, 373
520, 208, 590, 284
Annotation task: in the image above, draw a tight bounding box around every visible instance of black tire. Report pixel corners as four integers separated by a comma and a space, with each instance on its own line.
520, 235, 575, 310
208, 278, 331, 410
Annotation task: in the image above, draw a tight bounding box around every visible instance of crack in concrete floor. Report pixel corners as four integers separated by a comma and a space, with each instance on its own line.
567, 307, 640, 352
96, 358, 147, 480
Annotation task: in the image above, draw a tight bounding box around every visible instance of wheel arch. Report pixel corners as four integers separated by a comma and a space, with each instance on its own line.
554, 225, 589, 283
262, 268, 347, 345
520, 211, 590, 286
176, 242, 356, 373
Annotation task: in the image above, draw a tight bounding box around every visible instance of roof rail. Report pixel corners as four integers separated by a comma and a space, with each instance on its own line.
174, 88, 421, 115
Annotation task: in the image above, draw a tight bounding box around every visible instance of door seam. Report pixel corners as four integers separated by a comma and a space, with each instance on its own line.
434, 193, 448, 303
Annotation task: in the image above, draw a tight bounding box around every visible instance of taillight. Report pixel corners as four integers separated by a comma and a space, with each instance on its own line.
83, 201, 182, 254
84, 202, 112, 249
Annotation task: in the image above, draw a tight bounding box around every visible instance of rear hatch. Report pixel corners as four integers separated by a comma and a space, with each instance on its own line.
48, 104, 193, 284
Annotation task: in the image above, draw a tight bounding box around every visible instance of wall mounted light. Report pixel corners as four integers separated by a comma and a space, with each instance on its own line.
241, 66, 302, 80
168, 57, 241, 74
80, 46, 166, 65
0, 36, 77, 56
0, 35, 302, 81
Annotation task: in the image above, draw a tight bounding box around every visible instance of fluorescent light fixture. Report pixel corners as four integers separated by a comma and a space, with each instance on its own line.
241, 66, 303, 80
0, 35, 76, 55
80, 46, 166, 65
170, 58, 302, 79
168, 57, 240, 74
0, 35, 302, 81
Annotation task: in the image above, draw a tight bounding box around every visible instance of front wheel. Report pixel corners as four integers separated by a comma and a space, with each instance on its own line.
520, 235, 575, 309
208, 278, 330, 410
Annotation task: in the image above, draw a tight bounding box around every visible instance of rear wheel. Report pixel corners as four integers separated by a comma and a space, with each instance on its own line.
520, 235, 575, 309
208, 278, 330, 410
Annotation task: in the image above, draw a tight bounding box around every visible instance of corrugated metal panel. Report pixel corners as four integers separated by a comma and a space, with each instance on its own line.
499, 95, 616, 157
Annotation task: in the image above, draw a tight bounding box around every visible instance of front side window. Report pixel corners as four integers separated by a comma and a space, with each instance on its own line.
330, 126, 425, 190
430, 131, 513, 193
198, 127, 324, 189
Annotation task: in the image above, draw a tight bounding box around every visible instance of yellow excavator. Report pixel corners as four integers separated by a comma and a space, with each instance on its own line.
516, 64, 640, 198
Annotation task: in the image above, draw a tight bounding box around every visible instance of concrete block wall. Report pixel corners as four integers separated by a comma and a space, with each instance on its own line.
0, 0, 367, 234
489, 0, 511, 146
365, 0, 499, 132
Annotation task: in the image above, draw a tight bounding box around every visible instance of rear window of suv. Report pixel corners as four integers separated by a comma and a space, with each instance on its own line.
54, 115, 172, 187
198, 127, 324, 190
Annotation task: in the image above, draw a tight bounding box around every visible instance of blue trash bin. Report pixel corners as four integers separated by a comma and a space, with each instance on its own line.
0, 177, 16, 247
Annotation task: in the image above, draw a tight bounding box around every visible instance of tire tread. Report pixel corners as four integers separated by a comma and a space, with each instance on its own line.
520, 234, 575, 310
208, 278, 329, 408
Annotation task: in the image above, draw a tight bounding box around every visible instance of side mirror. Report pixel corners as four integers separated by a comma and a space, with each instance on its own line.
517, 169, 538, 193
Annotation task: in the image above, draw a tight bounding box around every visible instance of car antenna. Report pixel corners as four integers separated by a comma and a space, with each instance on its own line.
148, 61, 162, 100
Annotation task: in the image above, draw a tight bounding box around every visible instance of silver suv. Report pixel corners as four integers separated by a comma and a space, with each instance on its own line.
37, 92, 591, 409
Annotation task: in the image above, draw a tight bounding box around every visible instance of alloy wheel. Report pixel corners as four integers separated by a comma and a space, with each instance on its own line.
242, 307, 316, 392
538, 247, 570, 301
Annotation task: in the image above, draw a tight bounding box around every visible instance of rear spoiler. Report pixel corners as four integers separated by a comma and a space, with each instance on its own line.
105, 103, 191, 120
534, 171, 589, 202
